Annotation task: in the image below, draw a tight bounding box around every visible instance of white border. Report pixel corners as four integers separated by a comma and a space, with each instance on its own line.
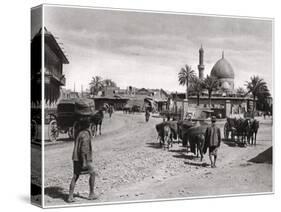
40, 3, 275, 209
41, 4, 45, 208
271, 18, 275, 195
43, 3, 274, 21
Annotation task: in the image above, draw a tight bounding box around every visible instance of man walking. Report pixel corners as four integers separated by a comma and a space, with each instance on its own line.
145, 109, 150, 122
203, 116, 221, 168
68, 119, 97, 203
108, 105, 113, 118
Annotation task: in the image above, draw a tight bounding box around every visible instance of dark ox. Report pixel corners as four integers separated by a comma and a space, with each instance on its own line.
234, 118, 252, 145
183, 125, 208, 161
90, 110, 104, 136
155, 121, 178, 149
249, 119, 259, 145
225, 118, 252, 146
177, 120, 195, 146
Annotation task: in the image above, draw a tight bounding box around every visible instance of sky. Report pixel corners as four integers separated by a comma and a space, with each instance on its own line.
41, 5, 273, 94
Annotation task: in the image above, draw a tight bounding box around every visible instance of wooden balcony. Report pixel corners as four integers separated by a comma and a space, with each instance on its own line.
45, 70, 66, 86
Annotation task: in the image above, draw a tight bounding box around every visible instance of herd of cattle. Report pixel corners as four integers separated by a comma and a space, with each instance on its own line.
123, 105, 141, 114
155, 117, 260, 161
90, 108, 260, 163
224, 118, 260, 145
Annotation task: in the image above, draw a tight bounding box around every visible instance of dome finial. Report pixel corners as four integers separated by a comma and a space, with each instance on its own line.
222, 50, 224, 59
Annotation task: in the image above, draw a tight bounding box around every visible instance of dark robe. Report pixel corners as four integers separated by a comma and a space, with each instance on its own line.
203, 125, 221, 154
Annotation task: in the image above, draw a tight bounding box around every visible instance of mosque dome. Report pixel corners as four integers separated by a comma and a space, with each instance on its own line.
210, 52, 234, 79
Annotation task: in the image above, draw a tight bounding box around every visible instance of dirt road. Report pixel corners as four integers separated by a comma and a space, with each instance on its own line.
44, 112, 273, 206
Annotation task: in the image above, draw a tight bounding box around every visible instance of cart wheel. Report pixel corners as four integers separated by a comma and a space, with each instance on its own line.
48, 120, 59, 142
31, 120, 38, 141
224, 123, 229, 139
90, 124, 96, 137
47, 114, 56, 125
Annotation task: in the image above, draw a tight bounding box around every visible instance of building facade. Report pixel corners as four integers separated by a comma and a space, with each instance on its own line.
43, 28, 69, 108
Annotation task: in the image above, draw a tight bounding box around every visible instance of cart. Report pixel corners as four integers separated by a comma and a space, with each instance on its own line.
48, 98, 96, 142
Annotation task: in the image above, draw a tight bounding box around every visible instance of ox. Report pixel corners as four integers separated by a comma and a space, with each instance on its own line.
235, 118, 252, 146
163, 125, 173, 150
183, 124, 208, 161
90, 109, 104, 136
177, 120, 195, 146
249, 119, 259, 145
155, 121, 178, 148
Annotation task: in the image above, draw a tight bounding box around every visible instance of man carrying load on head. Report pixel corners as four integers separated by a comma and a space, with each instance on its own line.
68, 119, 97, 203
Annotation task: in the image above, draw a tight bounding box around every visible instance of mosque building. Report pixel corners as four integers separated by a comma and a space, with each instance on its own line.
172, 45, 254, 118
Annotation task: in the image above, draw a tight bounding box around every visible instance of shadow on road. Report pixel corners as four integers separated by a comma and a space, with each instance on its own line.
169, 148, 187, 153
222, 138, 247, 148
172, 150, 209, 168
45, 186, 69, 202
146, 142, 162, 149
222, 138, 238, 147
184, 161, 209, 167
173, 153, 195, 160
45, 186, 90, 202
223, 138, 255, 148
58, 138, 73, 142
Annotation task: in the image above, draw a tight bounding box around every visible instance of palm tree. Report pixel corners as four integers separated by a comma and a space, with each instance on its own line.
102, 79, 117, 87
190, 76, 204, 106
89, 76, 103, 95
256, 85, 271, 111
236, 87, 246, 97
178, 65, 196, 100
245, 75, 269, 111
203, 75, 219, 107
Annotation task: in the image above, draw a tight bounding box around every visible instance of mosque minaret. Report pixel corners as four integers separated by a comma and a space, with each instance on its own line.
197, 44, 205, 79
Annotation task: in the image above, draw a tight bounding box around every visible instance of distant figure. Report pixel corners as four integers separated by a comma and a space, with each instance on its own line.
68, 120, 97, 202
145, 109, 150, 122
167, 113, 171, 121
203, 116, 221, 168
108, 105, 113, 118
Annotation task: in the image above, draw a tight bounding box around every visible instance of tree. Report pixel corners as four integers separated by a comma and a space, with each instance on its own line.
102, 79, 117, 87
178, 65, 196, 100
236, 87, 246, 97
256, 83, 271, 112
190, 76, 204, 106
89, 76, 103, 95
245, 75, 270, 111
203, 75, 219, 107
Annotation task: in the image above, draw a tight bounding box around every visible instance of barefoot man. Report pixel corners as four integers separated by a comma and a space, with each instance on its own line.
68, 119, 97, 202
203, 116, 221, 168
